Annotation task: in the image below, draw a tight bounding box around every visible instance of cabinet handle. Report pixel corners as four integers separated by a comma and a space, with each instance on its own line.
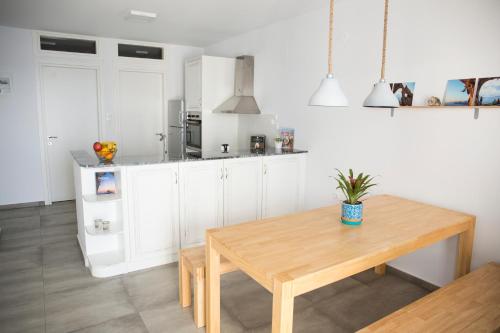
175, 172, 178, 184
264, 164, 267, 175
220, 168, 223, 180
225, 168, 228, 179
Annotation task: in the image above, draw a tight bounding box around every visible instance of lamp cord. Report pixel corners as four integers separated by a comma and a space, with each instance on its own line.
380, 0, 389, 80
327, 0, 334, 74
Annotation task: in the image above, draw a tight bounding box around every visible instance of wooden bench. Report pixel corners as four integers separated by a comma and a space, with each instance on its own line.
178, 245, 237, 328
358, 263, 500, 333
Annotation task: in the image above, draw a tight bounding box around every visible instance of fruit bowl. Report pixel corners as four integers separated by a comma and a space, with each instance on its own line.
93, 141, 117, 163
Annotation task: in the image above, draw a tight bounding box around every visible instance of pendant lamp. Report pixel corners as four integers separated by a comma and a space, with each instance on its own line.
309, 0, 348, 107
363, 0, 399, 108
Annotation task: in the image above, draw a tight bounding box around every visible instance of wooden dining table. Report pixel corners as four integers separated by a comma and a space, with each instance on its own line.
205, 195, 476, 333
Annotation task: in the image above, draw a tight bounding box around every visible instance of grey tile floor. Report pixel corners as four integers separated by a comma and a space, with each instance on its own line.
0, 201, 430, 333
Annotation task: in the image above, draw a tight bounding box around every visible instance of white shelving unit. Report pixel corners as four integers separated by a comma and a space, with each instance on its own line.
74, 162, 128, 277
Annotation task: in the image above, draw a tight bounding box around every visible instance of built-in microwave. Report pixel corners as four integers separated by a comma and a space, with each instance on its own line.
186, 112, 202, 152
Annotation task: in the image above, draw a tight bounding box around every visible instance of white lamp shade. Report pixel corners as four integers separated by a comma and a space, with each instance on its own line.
363, 80, 399, 108
309, 74, 348, 107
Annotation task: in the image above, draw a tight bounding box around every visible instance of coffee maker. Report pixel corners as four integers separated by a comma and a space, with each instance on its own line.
250, 135, 266, 153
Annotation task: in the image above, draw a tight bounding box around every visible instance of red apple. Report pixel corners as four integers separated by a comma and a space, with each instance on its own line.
93, 142, 102, 152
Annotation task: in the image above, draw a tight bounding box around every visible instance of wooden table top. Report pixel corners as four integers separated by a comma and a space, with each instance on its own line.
207, 195, 475, 295
358, 262, 500, 333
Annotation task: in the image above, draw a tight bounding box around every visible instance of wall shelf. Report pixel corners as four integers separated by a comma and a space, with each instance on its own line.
398, 105, 499, 109
83, 193, 121, 203
85, 224, 123, 236
388, 105, 500, 119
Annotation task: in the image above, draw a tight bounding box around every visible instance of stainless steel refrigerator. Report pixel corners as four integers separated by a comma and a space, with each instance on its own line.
167, 100, 185, 155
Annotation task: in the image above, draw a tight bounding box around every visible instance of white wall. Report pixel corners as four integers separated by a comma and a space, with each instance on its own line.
206, 0, 500, 286
0, 25, 202, 205
0, 26, 44, 205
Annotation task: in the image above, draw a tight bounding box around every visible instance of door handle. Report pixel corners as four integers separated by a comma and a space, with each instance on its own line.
48, 136, 58, 139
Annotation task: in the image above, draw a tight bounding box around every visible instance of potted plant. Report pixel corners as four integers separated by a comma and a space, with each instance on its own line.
335, 169, 376, 226
274, 136, 283, 150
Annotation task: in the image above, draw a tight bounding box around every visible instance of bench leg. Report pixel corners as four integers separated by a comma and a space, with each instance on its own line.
374, 263, 387, 275
179, 255, 191, 307
194, 267, 206, 328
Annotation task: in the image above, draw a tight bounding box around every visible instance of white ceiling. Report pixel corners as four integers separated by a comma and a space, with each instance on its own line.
0, 0, 325, 46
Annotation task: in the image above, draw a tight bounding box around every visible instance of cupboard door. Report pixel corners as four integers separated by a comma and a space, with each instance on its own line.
179, 160, 223, 247
223, 157, 262, 226
185, 58, 202, 111
262, 154, 306, 218
127, 164, 179, 260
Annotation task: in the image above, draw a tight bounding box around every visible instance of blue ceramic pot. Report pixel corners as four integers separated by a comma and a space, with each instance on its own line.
341, 201, 363, 226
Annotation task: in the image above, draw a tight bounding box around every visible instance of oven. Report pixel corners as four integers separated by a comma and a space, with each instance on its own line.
186, 112, 202, 152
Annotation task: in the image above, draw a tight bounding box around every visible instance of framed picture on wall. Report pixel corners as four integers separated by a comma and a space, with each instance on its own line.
475, 77, 500, 106
443, 78, 476, 106
390, 82, 415, 106
0, 74, 13, 95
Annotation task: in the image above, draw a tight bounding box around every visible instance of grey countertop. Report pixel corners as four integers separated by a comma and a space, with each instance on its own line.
71, 148, 308, 168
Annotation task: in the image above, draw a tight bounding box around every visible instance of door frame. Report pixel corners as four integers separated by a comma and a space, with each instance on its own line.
113, 64, 168, 156
35, 62, 103, 204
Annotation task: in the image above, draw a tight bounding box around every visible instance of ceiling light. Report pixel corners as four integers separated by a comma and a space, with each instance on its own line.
363, 0, 399, 108
128, 10, 157, 21
309, 0, 348, 107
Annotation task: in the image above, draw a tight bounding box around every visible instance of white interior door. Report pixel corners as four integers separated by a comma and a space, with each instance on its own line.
118, 70, 164, 156
42, 65, 100, 202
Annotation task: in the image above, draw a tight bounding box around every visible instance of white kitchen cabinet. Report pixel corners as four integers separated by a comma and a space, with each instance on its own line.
262, 154, 306, 218
179, 160, 224, 247
184, 55, 235, 112
125, 164, 179, 266
184, 58, 202, 111
223, 157, 263, 226
74, 152, 307, 277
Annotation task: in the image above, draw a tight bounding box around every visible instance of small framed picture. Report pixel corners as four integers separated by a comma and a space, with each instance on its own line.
95, 172, 117, 195
0, 74, 13, 95
475, 77, 500, 106
390, 82, 415, 106
443, 78, 476, 106
280, 128, 295, 151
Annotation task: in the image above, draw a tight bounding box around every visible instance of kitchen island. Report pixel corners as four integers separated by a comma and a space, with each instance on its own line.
72, 149, 307, 277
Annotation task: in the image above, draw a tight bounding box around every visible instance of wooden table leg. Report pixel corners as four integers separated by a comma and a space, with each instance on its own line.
179, 253, 191, 307
272, 278, 294, 333
206, 235, 221, 333
374, 263, 386, 275
455, 221, 475, 279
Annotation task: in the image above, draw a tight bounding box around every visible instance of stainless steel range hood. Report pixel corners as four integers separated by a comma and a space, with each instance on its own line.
213, 55, 261, 114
